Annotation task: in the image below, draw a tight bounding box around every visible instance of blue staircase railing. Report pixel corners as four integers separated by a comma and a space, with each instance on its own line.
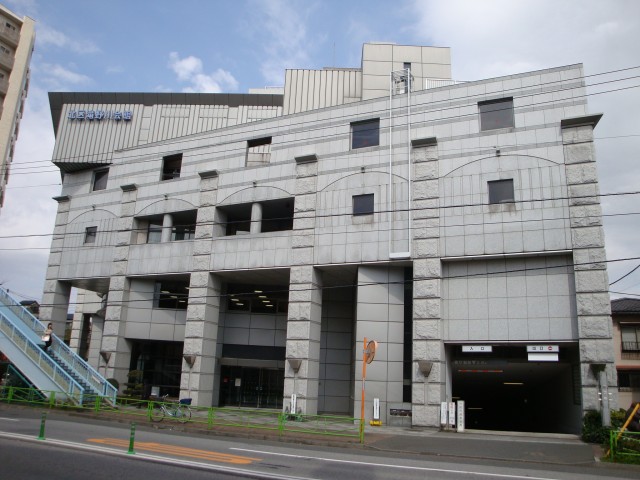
0, 310, 84, 404
0, 288, 117, 405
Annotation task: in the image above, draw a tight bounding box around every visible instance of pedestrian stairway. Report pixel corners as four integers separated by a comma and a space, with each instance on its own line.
0, 288, 116, 406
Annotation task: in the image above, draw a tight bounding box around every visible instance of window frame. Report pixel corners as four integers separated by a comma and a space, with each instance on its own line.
488, 179, 515, 204
153, 281, 189, 310
351, 119, 380, 150
84, 226, 97, 244
161, 153, 183, 181
478, 97, 515, 131
621, 325, 640, 352
92, 169, 109, 192
147, 222, 163, 244
353, 193, 375, 216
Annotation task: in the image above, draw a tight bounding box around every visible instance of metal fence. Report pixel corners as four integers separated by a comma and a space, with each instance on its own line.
0, 387, 363, 442
609, 429, 640, 461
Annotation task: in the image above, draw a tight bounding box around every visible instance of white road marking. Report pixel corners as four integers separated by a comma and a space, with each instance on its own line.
232, 448, 576, 480
0, 417, 19, 421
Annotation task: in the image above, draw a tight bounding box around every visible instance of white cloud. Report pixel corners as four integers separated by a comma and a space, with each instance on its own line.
249, 0, 317, 86
0, 85, 58, 302
168, 52, 239, 93
37, 24, 100, 55
408, 0, 640, 296
45, 64, 92, 85
106, 65, 124, 74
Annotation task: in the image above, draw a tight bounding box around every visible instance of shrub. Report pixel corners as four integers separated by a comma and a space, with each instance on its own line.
582, 410, 608, 444
106, 378, 119, 390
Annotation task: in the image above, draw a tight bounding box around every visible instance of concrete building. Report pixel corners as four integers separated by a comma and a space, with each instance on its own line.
612, 298, 640, 409
0, 4, 34, 211
42, 43, 616, 434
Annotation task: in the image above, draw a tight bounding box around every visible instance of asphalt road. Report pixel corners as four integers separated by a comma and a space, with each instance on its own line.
0, 405, 638, 480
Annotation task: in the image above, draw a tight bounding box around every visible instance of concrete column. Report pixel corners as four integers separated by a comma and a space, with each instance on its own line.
354, 265, 404, 424
182, 273, 222, 406
181, 170, 221, 407
250, 202, 262, 234
561, 115, 617, 416
40, 195, 73, 336
284, 266, 322, 415
410, 138, 444, 428
100, 184, 138, 386
284, 156, 320, 415
161, 213, 173, 243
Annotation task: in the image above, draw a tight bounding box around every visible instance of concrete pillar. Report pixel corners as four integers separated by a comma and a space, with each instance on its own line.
40, 195, 73, 336
182, 273, 222, 406
410, 138, 443, 428
161, 213, 173, 243
99, 184, 138, 386
284, 266, 322, 415
561, 115, 617, 416
181, 170, 221, 406
250, 202, 262, 234
284, 155, 321, 415
354, 265, 404, 424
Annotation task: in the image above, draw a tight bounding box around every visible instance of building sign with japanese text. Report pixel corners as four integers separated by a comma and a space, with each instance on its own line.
67, 110, 133, 121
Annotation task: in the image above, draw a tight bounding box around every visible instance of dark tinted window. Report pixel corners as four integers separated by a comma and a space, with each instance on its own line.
353, 193, 374, 215
162, 154, 182, 181
488, 179, 514, 204
92, 169, 108, 191
351, 119, 380, 149
84, 226, 97, 244
479, 98, 514, 131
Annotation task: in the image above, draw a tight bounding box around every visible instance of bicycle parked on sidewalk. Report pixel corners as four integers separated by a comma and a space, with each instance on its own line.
149, 394, 192, 423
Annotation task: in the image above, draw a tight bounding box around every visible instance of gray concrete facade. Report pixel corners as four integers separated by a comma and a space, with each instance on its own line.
42, 44, 616, 434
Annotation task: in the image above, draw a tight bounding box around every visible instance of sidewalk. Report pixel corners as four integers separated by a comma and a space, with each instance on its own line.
361, 426, 599, 466
111, 406, 600, 466
0, 402, 603, 466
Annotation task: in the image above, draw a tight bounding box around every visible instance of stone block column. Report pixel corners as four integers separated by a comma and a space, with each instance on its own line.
410, 137, 444, 427
40, 195, 73, 336
284, 155, 322, 415
181, 170, 222, 406
285, 266, 323, 415
100, 184, 138, 386
561, 115, 618, 418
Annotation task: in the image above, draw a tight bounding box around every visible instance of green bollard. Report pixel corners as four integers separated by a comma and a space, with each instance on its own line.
37, 412, 47, 440
127, 422, 136, 455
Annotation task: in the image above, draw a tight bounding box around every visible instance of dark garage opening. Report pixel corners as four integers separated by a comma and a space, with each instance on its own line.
450, 345, 581, 434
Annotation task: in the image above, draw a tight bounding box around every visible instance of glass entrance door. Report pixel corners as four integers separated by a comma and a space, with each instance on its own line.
220, 366, 284, 409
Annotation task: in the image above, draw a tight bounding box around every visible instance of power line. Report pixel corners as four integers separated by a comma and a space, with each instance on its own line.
3, 66, 640, 175
0, 189, 639, 247
2, 255, 638, 310
610, 264, 640, 286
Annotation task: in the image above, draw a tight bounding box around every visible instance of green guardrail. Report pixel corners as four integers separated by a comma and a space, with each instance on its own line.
609, 429, 640, 461
0, 387, 362, 442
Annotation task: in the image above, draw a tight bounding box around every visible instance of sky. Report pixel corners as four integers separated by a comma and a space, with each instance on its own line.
0, 0, 639, 305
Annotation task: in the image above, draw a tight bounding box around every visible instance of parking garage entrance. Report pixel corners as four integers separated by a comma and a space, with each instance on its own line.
219, 366, 284, 409
450, 344, 582, 434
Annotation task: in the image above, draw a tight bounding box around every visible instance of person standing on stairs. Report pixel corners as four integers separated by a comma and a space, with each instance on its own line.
42, 323, 53, 352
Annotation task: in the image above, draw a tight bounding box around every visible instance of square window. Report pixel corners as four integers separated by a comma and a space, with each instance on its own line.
353, 193, 374, 215
488, 179, 515, 204
351, 119, 379, 149
161, 153, 182, 181
246, 137, 272, 166
479, 98, 514, 131
92, 169, 108, 191
84, 226, 97, 244
153, 281, 189, 310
